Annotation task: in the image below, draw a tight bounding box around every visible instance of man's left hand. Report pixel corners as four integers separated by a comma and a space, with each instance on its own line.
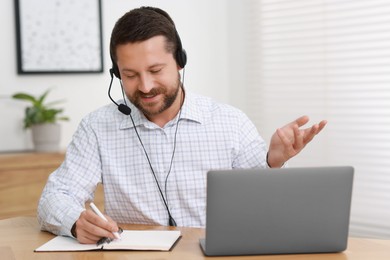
267, 115, 327, 168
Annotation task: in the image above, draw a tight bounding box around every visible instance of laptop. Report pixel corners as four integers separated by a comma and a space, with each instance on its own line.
200, 166, 354, 256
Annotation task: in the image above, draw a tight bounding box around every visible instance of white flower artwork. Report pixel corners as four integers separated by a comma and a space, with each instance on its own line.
15, 0, 103, 74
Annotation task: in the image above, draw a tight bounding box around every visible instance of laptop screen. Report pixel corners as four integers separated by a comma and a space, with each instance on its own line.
201, 166, 354, 256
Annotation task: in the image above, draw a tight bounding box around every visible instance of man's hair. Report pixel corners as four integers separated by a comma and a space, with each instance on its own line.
110, 6, 178, 64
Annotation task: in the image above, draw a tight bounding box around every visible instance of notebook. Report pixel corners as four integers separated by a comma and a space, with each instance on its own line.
200, 166, 354, 256
35, 230, 181, 252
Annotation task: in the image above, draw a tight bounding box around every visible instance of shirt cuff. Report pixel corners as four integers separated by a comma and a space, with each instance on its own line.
61, 208, 84, 238
266, 152, 286, 168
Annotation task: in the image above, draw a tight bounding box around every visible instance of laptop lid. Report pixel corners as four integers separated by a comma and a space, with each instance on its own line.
200, 166, 354, 256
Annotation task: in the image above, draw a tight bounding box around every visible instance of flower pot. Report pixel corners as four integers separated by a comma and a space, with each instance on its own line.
31, 123, 61, 152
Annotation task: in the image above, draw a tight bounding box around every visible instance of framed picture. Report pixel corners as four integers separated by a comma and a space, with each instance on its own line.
14, 0, 103, 74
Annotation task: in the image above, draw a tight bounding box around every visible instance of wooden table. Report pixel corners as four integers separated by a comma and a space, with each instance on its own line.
0, 217, 389, 260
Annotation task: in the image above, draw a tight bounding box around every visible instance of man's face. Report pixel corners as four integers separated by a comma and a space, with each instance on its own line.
116, 36, 181, 120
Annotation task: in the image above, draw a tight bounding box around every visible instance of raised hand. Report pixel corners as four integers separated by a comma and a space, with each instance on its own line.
267, 116, 327, 168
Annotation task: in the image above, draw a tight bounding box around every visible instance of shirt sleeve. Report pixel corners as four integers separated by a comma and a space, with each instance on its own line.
232, 111, 268, 169
37, 116, 102, 237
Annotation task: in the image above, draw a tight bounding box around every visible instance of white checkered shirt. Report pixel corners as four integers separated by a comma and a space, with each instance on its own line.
38, 92, 267, 237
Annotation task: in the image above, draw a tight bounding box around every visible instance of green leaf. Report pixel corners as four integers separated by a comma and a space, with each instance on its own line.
12, 93, 37, 103
38, 90, 50, 106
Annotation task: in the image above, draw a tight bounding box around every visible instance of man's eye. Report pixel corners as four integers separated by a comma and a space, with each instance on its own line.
151, 69, 162, 74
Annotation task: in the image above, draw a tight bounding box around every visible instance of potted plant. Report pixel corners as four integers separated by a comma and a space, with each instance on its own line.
12, 89, 69, 152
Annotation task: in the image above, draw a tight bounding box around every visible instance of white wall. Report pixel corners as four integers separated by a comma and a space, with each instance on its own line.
0, 0, 229, 152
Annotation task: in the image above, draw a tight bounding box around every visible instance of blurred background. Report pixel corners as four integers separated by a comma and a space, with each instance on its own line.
1, 0, 389, 239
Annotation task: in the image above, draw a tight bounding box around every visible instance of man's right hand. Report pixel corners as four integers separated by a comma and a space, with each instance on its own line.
72, 209, 120, 244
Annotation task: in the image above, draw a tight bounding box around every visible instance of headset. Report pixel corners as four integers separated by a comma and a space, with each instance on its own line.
107, 7, 187, 227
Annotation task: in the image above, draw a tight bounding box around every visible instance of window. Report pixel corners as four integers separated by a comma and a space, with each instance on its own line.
241, 0, 390, 238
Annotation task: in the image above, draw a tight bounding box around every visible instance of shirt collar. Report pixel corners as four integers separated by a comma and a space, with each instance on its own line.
119, 91, 204, 130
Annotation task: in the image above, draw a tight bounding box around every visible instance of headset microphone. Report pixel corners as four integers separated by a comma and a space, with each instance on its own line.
108, 68, 131, 115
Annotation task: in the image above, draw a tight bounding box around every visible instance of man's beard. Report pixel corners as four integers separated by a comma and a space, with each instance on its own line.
128, 76, 181, 117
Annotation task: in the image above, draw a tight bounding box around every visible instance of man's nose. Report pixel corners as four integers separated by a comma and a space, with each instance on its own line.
138, 74, 154, 93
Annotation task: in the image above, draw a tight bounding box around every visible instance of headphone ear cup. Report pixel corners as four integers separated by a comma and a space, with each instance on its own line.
176, 49, 187, 69
112, 64, 121, 79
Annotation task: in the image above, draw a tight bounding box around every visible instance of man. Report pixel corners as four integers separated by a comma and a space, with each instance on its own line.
38, 6, 326, 244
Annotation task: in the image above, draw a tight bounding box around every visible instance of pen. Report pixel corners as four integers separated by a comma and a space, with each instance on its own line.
89, 202, 121, 240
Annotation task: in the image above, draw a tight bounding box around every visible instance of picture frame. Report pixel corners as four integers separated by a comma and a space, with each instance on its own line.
14, 0, 104, 74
